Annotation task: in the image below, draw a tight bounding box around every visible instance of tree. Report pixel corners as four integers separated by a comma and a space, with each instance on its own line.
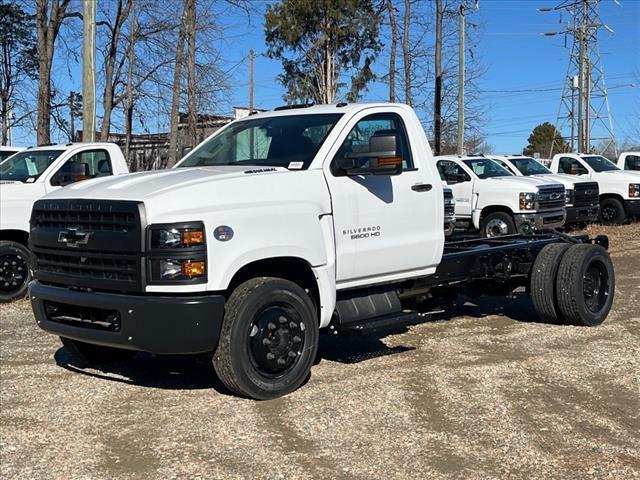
523, 122, 571, 157
402, 0, 412, 106
35, 0, 77, 145
384, 0, 398, 103
265, 0, 382, 104
0, 2, 37, 145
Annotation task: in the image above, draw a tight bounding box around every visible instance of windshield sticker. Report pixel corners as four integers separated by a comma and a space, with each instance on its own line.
244, 168, 277, 174
26, 177, 35, 183
343, 225, 381, 240
288, 161, 304, 170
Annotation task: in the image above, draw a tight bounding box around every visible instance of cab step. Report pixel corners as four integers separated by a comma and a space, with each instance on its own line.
341, 311, 422, 334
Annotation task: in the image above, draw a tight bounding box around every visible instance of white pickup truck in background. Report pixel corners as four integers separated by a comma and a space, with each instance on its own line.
0, 143, 129, 301
490, 155, 599, 225
550, 153, 640, 224
617, 151, 640, 171
435, 155, 566, 237
27, 103, 615, 399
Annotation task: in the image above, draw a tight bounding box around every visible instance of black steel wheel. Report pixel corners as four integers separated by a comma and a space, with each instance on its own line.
555, 244, 615, 326
213, 277, 318, 399
598, 198, 625, 225
0, 241, 33, 302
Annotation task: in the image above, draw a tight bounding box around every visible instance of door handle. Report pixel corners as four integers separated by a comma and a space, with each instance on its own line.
411, 183, 432, 192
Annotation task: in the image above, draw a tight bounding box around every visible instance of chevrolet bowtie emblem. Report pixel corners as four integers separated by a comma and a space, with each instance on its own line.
58, 229, 92, 247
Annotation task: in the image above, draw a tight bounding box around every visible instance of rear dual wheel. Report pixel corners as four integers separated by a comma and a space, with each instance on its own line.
530, 243, 614, 326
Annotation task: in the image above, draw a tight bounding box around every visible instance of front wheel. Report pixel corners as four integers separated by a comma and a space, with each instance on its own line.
481, 212, 516, 238
599, 198, 625, 225
213, 277, 319, 400
0, 241, 33, 303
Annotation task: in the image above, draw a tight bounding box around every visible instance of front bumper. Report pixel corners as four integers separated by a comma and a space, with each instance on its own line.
513, 209, 566, 232
566, 204, 599, 224
29, 281, 225, 355
624, 199, 640, 217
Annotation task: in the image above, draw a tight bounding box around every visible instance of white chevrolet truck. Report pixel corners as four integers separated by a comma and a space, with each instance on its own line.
435, 155, 566, 237
28, 104, 615, 399
0, 143, 129, 301
617, 151, 640, 171
490, 155, 599, 225
550, 153, 640, 224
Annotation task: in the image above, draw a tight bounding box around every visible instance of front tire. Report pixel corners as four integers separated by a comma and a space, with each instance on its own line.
481, 212, 516, 238
555, 244, 615, 326
60, 337, 135, 363
0, 241, 33, 302
213, 277, 319, 400
599, 198, 625, 225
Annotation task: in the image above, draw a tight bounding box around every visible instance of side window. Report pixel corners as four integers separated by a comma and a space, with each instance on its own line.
437, 160, 470, 185
333, 112, 413, 173
558, 157, 585, 175
51, 149, 113, 186
626, 155, 640, 170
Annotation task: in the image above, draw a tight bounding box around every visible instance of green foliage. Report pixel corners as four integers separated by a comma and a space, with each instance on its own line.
0, 2, 38, 86
264, 0, 382, 104
523, 122, 571, 157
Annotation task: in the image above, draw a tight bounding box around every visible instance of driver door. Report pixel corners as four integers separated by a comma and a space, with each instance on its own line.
436, 160, 473, 219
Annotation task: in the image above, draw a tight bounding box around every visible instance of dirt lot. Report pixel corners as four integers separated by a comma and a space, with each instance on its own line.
1, 227, 639, 480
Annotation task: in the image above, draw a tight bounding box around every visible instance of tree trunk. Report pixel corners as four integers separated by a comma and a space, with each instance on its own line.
166, 0, 189, 168
1, 96, 8, 146
186, 0, 197, 148
35, 0, 72, 145
386, 0, 398, 103
100, 0, 131, 141
433, 0, 443, 155
124, 0, 136, 169
402, 0, 412, 107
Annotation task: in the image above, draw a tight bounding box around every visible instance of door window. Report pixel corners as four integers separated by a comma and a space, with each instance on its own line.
436, 160, 470, 184
332, 112, 413, 174
625, 155, 640, 170
51, 149, 113, 186
558, 157, 587, 175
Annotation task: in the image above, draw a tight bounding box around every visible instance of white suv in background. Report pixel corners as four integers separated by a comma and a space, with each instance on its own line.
490, 155, 599, 225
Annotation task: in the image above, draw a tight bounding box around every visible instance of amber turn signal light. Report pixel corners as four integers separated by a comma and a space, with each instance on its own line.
182, 260, 206, 277
181, 230, 205, 245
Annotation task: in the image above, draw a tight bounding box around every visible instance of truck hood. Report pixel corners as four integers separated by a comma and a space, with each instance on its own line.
482, 176, 560, 190
531, 173, 589, 188
45, 166, 286, 201
593, 170, 640, 182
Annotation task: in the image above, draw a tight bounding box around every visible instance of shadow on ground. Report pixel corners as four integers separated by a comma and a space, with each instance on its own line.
53, 292, 545, 392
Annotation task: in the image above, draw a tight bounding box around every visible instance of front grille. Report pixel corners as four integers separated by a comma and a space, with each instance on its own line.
573, 182, 599, 207
536, 185, 565, 211
443, 190, 455, 220
31, 199, 145, 292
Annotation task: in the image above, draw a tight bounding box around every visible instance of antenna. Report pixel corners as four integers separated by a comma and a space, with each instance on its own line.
541, 0, 619, 157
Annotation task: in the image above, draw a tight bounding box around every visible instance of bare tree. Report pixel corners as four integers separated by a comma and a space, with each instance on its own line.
35, 0, 78, 145
123, 0, 137, 165
186, 0, 197, 147
402, 0, 412, 106
433, 0, 443, 155
385, 0, 398, 103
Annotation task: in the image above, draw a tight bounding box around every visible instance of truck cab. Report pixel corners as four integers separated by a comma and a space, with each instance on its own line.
0, 143, 129, 301
550, 153, 640, 224
490, 155, 599, 225
435, 155, 566, 237
617, 151, 640, 171
27, 104, 615, 399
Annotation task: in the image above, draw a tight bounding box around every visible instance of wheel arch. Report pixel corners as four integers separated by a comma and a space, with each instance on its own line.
599, 192, 625, 206
0, 229, 29, 246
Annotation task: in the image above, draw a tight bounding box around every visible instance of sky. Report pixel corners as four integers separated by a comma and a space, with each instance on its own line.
13, 0, 640, 153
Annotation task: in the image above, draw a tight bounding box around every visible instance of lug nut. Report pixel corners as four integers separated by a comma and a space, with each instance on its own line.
293, 336, 301, 343
278, 315, 287, 324
267, 322, 277, 331
266, 353, 275, 360
262, 338, 271, 346
277, 357, 286, 366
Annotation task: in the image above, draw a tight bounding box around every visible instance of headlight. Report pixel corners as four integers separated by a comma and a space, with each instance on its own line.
148, 222, 207, 284
629, 184, 640, 198
565, 188, 574, 205
519, 192, 536, 210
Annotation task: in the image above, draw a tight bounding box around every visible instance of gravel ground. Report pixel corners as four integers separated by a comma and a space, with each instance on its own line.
1, 229, 639, 480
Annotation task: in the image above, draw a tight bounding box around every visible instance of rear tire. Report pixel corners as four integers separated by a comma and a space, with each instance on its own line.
599, 198, 625, 225
213, 277, 319, 400
60, 337, 135, 363
530, 242, 571, 323
555, 244, 615, 326
481, 212, 516, 238
0, 240, 33, 303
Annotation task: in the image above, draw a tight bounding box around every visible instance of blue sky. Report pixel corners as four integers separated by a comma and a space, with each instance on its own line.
16, 0, 640, 153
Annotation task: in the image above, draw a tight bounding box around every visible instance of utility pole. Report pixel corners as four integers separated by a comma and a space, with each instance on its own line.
82, 0, 96, 142
457, 3, 465, 155
542, 0, 618, 157
434, 0, 443, 156
249, 49, 254, 115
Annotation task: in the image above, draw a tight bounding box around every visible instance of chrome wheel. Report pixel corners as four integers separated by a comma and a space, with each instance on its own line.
485, 218, 509, 237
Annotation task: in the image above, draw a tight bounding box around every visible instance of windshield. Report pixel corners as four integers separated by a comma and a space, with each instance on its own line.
463, 158, 513, 179
510, 157, 551, 175
581, 155, 619, 172
0, 150, 64, 182
178, 113, 343, 170
0, 150, 20, 162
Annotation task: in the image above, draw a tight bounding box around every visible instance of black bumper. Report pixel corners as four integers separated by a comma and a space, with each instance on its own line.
624, 199, 640, 217
566, 205, 599, 224
30, 282, 225, 355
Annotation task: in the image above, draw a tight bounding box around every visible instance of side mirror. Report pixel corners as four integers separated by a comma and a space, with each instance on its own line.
337, 133, 402, 176
445, 169, 466, 184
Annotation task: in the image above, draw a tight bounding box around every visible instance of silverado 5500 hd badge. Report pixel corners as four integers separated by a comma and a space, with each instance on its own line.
343, 225, 381, 240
